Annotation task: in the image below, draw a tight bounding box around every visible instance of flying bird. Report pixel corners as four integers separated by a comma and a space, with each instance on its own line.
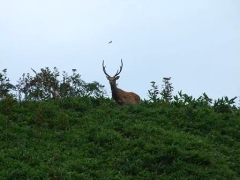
109, 41, 112, 44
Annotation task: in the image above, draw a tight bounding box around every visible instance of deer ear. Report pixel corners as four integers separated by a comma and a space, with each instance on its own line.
115, 76, 120, 80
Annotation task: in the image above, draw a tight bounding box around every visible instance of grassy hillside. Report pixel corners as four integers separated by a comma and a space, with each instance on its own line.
1, 96, 240, 179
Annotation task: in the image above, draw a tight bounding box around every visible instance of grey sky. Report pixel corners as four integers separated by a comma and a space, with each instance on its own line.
1, 0, 240, 100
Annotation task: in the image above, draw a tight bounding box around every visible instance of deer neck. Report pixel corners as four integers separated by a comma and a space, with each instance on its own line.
110, 83, 121, 100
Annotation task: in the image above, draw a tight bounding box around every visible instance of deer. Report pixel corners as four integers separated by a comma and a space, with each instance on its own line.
102, 59, 141, 105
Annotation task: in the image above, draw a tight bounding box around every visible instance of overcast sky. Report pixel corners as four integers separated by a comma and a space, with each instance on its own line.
0, 0, 240, 100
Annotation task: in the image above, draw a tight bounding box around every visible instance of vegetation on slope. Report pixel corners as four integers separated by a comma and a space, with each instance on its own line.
0, 68, 240, 179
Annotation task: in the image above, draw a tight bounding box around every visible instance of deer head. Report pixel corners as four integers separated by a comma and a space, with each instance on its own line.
102, 59, 140, 105
102, 59, 123, 86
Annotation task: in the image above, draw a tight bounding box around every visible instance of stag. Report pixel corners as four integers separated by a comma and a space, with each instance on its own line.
102, 59, 140, 105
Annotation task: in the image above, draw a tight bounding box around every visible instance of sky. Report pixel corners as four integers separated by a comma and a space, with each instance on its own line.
0, 0, 240, 101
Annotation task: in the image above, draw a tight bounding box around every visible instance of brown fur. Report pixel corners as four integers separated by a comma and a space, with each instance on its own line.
102, 60, 140, 106
113, 88, 140, 105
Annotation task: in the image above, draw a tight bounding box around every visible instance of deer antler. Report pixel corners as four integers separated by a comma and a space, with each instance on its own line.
102, 60, 111, 77
113, 59, 123, 77
102, 59, 123, 77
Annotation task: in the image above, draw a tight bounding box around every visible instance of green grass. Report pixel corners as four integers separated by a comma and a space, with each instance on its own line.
0, 97, 240, 179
